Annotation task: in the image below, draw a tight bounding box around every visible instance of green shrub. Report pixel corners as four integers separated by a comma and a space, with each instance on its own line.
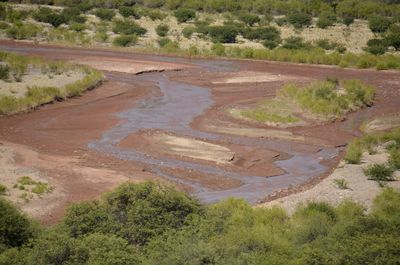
211, 43, 226, 56
363, 163, 395, 185
113, 34, 138, 47
33, 7, 67, 27
208, 25, 239, 43
0, 184, 6, 195
263, 39, 280, 49
157, 37, 171, 47
287, 12, 312, 28
0, 64, 9, 81
112, 19, 147, 35
385, 25, 400, 51
317, 12, 336, 29
282, 36, 311, 50
182, 26, 195, 38
0, 21, 9, 30
119, 6, 141, 19
6, 22, 40, 40
343, 16, 355, 26
275, 16, 287, 26
242, 26, 280, 42
389, 148, 400, 170
238, 13, 260, 26
366, 38, 388, 55
174, 8, 196, 23
139, 8, 167, 20
69, 23, 86, 32
156, 24, 169, 37
368, 15, 392, 33
94, 8, 115, 21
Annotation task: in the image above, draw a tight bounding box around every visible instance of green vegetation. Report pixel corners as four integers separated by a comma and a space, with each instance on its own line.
155, 24, 169, 37
174, 8, 196, 23
333, 178, 349, 189
287, 12, 312, 28
0, 52, 103, 115
93, 8, 115, 21
238, 13, 260, 26
0, 65, 9, 81
0, 184, 6, 195
208, 25, 239, 43
112, 19, 147, 36
317, 12, 337, 29
113, 34, 138, 47
368, 15, 392, 33
281, 79, 375, 119
364, 163, 395, 186
0, 182, 400, 264
345, 128, 400, 165
15, 176, 53, 197
33, 7, 67, 27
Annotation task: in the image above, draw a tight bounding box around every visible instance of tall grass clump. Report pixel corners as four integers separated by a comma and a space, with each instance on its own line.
345, 140, 363, 164
280, 79, 375, 119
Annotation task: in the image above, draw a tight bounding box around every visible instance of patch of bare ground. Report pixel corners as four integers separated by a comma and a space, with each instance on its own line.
261, 146, 400, 214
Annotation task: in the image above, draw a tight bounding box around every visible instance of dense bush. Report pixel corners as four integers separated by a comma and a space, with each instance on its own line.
182, 26, 195, 38
112, 34, 138, 47
317, 12, 336, 29
69, 22, 86, 32
238, 13, 260, 26
112, 19, 147, 35
174, 8, 196, 23
385, 25, 400, 50
119, 6, 141, 19
287, 12, 312, 28
155, 24, 169, 37
5, 22, 40, 40
342, 16, 355, 26
282, 36, 311, 50
0, 182, 400, 264
243, 26, 280, 42
33, 7, 68, 27
364, 163, 395, 185
345, 140, 363, 164
366, 38, 389, 55
208, 25, 239, 43
94, 8, 116, 21
368, 15, 392, 33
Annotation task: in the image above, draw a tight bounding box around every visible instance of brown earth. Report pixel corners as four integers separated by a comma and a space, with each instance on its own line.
0, 40, 399, 224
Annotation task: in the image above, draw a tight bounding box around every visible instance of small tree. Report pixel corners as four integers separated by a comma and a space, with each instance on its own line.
365, 38, 388, 55
385, 26, 400, 50
174, 8, 196, 23
208, 25, 239, 43
368, 15, 392, 33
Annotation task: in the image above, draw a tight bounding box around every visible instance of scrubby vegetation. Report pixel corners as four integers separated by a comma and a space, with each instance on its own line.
0, 52, 103, 115
280, 79, 375, 119
0, 182, 399, 264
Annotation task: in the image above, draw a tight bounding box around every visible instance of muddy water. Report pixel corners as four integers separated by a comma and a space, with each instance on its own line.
90, 70, 337, 204
0, 44, 338, 204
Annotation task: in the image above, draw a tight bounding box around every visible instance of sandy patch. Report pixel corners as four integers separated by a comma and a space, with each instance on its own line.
364, 115, 400, 133
212, 71, 292, 84
71, 56, 190, 74
153, 133, 235, 164
262, 146, 400, 213
0, 69, 85, 98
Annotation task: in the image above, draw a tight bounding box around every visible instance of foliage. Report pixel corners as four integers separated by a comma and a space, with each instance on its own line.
282, 36, 311, 50
368, 15, 392, 33
280, 79, 375, 119
0, 184, 6, 195
5, 22, 40, 40
112, 19, 147, 35
363, 163, 395, 185
174, 8, 196, 23
33, 7, 67, 27
366, 38, 389, 55
113, 34, 138, 47
182, 26, 195, 38
317, 12, 336, 29
385, 25, 400, 50
287, 12, 312, 28
345, 140, 363, 164
389, 147, 400, 169
155, 24, 169, 37
94, 8, 115, 21
242, 26, 280, 42
119, 6, 141, 19
69, 22, 86, 32
208, 25, 239, 43
238, 13, 260, 26
0, 65, 9, 81
342, 16, 355, 26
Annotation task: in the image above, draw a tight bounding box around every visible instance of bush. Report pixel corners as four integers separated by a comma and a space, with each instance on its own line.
211, 43, 226, 56
0, 65, 9, 81
69, 23, 86, 32
208, 25, 239, 43
182, 26, 195, 38
263, 39, 280, 49
317, 12, 336, 29
112, 19, 147, 36
287, 12, 312, 28
363, 163, 395, 185
243, 26, 280, 42
385, 25, 400, 50
33, 7, 67, 27
113, 34, 138, 47
366, 38, 388, 55
156, 24, 169, 37
389, 148, 400, 170
139, 8, 167, 20
174, 8, 196, 23
368, 15, 392, 33
282, 36, 311, 50
238, 13, 260, 26
275, 17, 287, 26
343, 16, 355, 26
94, 8, 115, 21
6, 22, 40, 40
0, 184, 6, 195
333, 178, 349, 189
119, 6, 140, 19
157, 37, 171, 47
